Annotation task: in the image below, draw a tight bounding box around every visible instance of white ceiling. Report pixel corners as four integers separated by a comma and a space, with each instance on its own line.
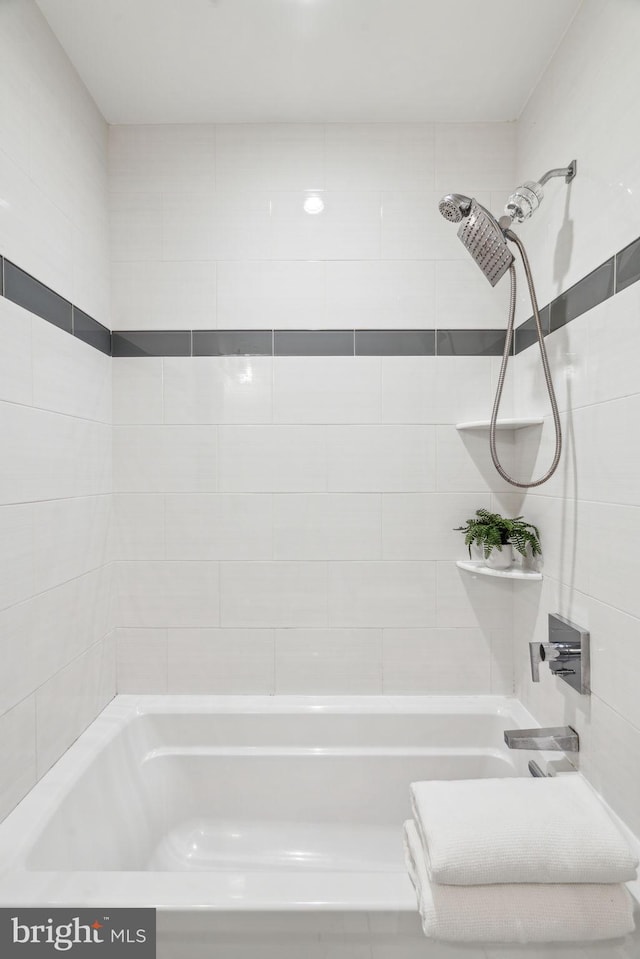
36, 0, 582, 124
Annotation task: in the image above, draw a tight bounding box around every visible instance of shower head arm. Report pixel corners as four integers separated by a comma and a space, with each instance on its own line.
538, 160, 577, 186
503, 159, 577, 225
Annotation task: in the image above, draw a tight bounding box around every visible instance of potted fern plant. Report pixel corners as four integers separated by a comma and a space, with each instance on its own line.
454, 508, 542, 570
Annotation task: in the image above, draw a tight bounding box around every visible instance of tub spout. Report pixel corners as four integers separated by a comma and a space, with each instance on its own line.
504, 726, 579, 752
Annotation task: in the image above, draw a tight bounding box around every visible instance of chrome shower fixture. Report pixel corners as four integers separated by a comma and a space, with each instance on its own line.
437, 160, 577, 279
436, 158, 578, 489
456, 199, 514, 288
438, 193, 473, 223
504, 159, 577, 223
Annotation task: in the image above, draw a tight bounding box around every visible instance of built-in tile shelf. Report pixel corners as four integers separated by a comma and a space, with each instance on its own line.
456, 560, 542, 581
455, 418, 544, 431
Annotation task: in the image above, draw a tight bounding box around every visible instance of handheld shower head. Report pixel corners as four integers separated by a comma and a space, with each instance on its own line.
438, 194, 472, 223
452, 199, 514, 287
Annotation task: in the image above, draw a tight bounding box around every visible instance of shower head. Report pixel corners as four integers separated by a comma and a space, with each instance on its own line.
438, 194, 473, 223
438, 161, 576, 285
455, 199, 514, 287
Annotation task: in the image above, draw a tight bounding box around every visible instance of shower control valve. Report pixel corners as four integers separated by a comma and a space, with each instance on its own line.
528, 613, 590, 695
529, 641, 577, 681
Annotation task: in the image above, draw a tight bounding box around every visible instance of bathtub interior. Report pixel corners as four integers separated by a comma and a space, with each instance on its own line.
24, 701, 526, 874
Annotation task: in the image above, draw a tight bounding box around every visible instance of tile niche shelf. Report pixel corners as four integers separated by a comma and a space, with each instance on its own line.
455, 418, 544, 431
456, 560, 542, 581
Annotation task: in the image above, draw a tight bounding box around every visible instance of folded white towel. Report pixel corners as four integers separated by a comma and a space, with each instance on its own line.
410, 775, 638, 885
404, 820, 636, 944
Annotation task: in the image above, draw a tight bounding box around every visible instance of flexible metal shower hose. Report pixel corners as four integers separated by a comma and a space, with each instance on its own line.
489, 229, 562, 488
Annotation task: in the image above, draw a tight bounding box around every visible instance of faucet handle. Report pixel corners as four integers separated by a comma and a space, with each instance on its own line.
529, 641, 542, 682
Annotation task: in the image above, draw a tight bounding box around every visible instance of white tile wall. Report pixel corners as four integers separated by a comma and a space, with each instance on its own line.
113, 425, 218, 492
215, 124, 323, 192
165, 494, 273, 561
0, 318, 113, 817
112, 338, 513, 697
109, 493, 165, 561
512, 0, 640, 837
325, 124, 434, 192
217, 261, 324, 329
327, 426, 436, 492
328, 562, 436, 628
0, 698, 37, 822
0, 0, 113, 821
112, 357, 164, 424
111, 260, 216, 331
108, 121, 515, 330
436, 563, 513, 630
273, 358, 380, 424
116, 628, 168, 694
35, 635, 116, 778
164, 357, 273, 425
275, 629, 382, 694
111, 345, 517, 698
382, 628, 492, 694
435, 426, 516, 493
0, 504, 35, 611
0, 0, 109, 322
167, 628, 275, 694
0, 298, 33, 406
218, 425, 326, 492
116, 561, 219, 628
380, 357, 437, 423
106, 116, 518, 715
32, 495, 110, 593
325, 261, 436, 329
273, 494, 380, 560
381, 493, 492, 561
31, 318, 112, 422
221, 562, 327, 628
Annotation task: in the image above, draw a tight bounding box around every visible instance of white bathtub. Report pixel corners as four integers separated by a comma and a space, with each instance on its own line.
0, 695, 637, 959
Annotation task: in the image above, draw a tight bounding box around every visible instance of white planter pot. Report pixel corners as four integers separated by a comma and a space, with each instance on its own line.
485, 544, 513, 570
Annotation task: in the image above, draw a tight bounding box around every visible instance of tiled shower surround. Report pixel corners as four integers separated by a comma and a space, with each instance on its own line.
0, 0, 113, 821
104, 108, 522, 608
112, 352, 515, 695
108, 120, 519, 697
1, 0, 640, 847
509, 0, 640, 841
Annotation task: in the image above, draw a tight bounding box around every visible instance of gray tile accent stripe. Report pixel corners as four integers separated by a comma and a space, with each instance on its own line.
112, 330, 191, 357
550, 258, 614, 332
2, 233, 640, 361
73, 307, 111, 355
193, 330, 272, 356
274, 330, 354, 356
515, 253, 619, 351
3, 260, 73, 334
0, 257, 111, 354
514, 305, 550, 355
437, 329, 508, 356
616, 236, 640, 294
355, 330, 435, 355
